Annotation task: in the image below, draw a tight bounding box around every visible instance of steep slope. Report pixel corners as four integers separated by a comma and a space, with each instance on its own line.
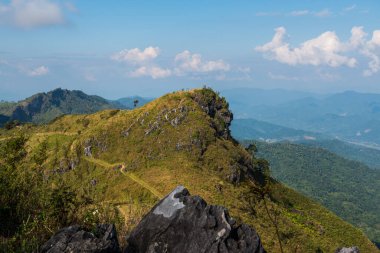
0, 89, 378, 252
0, 88, 126, 125
251, 141, 380, 245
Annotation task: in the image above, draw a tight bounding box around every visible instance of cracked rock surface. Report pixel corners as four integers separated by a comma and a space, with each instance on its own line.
125, 185, 266, 253
41, 224, 120, 253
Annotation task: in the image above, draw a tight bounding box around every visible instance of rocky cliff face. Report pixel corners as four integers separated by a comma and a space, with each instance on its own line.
190, 88, 233, 140
125, 186, 266, 253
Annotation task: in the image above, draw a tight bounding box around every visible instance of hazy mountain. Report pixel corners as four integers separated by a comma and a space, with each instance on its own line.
113, 96, 153, 108
1, 88, 377, 252
220, 88, 322, 118
249, 141, 380, 245
232, 90, 380, 146
231, 118, 380, 169
231, 118, 329, 142
0, 88, 126, 125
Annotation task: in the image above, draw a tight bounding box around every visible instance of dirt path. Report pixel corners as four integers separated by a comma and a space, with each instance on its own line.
83, 156, 163, 199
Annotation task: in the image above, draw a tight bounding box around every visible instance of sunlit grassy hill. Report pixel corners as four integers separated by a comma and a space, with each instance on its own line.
0, 88, 378, 252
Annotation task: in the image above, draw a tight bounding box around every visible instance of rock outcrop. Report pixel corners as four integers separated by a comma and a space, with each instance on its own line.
125, 185, 266, 253
191, 88, 233, 140
335, 246, 360, 253
41, 224, 120, 253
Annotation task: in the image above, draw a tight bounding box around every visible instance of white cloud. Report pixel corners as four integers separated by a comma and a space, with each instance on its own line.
290, 10, 309, 16
174, 50, 230, 74
130, 66, 171, 79
256, 27, 356, 68
111, 47, 160, 64
111, 47, 230, 79
28, 66, 49, 76
257, 26, 380, 76
111, 47, 171, 79
0, 0, 66, 28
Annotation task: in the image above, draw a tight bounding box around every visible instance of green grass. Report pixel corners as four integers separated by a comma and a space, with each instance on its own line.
0, 88, 378, 252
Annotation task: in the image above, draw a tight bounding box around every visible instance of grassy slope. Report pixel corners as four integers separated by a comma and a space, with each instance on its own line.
252, 141, 380, 245
1, 89, 378, 252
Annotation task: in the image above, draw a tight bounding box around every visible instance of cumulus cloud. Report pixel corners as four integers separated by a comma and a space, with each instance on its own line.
256, 27, 356, 68
130, 66, 172, 79
174, 50, 230, 75
257, 26, 380, 76
111, 47, 160, 64
0, 0, 66, 28
111, 47, 231, 79
28, 66, 49, 76
111, 47, 171, 79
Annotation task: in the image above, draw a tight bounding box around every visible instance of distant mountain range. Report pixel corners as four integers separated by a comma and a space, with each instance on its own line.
220, 87, 323, 118
0, 88, 153, 126
113, 96, 153, 108
231, 118, 380, 170
247, 141, 380, 245
227, 89, 380, 146
231, 118, 328, 142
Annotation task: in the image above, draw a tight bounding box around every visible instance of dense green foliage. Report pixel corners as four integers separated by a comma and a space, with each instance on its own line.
248, 141, 380, 245
0, 88, 126, 126
300, 139, 380, 170
0, 89, 378, 252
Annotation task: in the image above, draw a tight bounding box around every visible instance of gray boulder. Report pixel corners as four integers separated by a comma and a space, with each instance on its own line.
335, 246, 360, 253
41, 224, 120, 253
125, 185, 266, 253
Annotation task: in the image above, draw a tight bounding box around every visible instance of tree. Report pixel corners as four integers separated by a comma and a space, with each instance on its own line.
133, 99, 139, 108
249, 158, 284, 253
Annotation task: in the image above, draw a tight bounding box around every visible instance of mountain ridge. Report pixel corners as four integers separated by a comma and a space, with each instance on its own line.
0, 88, 127, 126
0, 88, 377, 252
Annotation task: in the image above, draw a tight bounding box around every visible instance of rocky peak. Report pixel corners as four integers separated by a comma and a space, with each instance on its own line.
191, 88, 233, 139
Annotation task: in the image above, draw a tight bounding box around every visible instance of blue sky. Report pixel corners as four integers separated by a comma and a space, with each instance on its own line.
1, 0, 380, 100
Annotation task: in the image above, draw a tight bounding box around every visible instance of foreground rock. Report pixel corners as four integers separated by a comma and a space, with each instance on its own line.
125, 185, 266, 253
41, 224, 120, 253
335, 247, 360, 253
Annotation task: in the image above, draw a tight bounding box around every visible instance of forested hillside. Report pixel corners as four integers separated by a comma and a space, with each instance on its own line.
249, 141, 380, 245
